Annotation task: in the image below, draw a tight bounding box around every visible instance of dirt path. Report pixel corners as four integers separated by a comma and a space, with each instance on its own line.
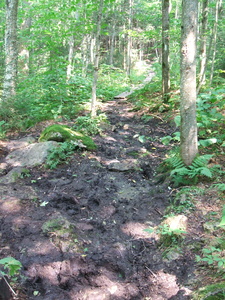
0, 98, 194, 299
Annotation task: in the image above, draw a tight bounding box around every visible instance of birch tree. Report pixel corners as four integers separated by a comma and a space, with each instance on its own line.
180, 0, 198, 165
2, 0, 19, 102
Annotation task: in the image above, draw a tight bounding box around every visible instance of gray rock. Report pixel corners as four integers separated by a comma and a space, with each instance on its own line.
0, 167, 29, 184
0, 184, 37, 202
5, 141, 58, 167
6, 136, 36, 151
107, 159, 139, 171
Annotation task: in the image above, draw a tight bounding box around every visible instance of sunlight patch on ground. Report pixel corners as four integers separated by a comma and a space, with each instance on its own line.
121, 221, 157, 240
0, 196, 21, 213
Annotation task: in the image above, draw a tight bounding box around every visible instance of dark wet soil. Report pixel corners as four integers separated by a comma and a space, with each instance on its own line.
0, 99, 195, 299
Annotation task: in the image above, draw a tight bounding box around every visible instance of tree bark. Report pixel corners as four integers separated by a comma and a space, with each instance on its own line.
197, 0, 209, 94
126, 0, 133, 77
67, 35, 75, 81
2, 0, 19, 102
91, 0, 103, 118
162, 0, 170, 103
209, 0, 222, 85
180, 0, 198, 166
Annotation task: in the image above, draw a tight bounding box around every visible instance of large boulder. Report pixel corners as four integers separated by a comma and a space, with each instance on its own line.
5, 141, 58, 167
39, 124, 97, 150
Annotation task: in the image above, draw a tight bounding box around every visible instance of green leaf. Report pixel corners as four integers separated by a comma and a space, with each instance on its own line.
174, 115, 180, 127
161, 136, 172, 145
0, 257, 22, 276
200, 167, 212, 178
144, 228, 154, 234
138, 135, 146, 143
199, 138, 217, 147
218, 261, 224, 267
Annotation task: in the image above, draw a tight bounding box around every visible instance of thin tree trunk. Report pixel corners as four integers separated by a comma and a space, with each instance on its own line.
67, 35, 75, 81
209, 0, 222, 85
180, 0, 198, 166
162, 0, 170, 103
109, 25, 116, 65
91, 0, 103, 118
19, 10, 32, 77
126, 0, 133, 77
2, 0, 19, 102
197, 0, 209, 94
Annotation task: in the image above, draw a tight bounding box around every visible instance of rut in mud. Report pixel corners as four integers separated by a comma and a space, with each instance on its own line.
0, 98, 195, 299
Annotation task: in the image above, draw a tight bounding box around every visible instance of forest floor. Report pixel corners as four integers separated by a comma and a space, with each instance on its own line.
0, 97, 219, 299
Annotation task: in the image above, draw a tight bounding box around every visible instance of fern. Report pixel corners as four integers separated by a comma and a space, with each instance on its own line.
200, 167, 213, 178
214, 183, 225, 192
161, 154, 215, 186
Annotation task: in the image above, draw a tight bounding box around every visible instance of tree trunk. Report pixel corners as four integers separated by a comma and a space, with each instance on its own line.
2, 0, 19, 102
109, 25, 116, 65
180, 0, 198, 166
209, 0, 222, 85
197, 0, 209, 94
126, 0, 133, 77
162, 0, 170, 103
91, 0, 103, 118
67, 35, 75, 81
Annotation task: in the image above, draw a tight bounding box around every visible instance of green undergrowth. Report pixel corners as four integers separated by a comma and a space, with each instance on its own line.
45, 141, 78, 169
193, 282, 225, 300
0, 65, 147, 134
74, 113, 108, 136
157, 153, 221, 187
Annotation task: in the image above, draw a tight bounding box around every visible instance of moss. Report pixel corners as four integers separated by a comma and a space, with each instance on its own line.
193, 282, 225, 300
39, 124, 96, 150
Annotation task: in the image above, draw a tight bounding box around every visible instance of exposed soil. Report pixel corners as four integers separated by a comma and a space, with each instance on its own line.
0, 98, 197, 299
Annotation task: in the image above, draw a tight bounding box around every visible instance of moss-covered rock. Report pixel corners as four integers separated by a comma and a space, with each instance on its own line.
39, 124, 96, 150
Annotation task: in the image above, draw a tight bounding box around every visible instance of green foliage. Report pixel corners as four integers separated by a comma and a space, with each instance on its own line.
42, 218, 64, 234
157, 224, 186, 248
159, 154, 217, 186
196, 246, 225, 270
168, 187, 197, 214
97, 64, 130, 101
193, 283, 225, 300
74, 113, 108, 136
0, 120, 6, 139
161, 131, 180, 145
218, 205, 225, 227
196, 90, 225, 144
0, 257, 22, 277
45, 141, 78, 169
214, 183, 225, 193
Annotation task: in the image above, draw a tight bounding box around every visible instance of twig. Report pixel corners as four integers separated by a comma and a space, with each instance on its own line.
2, 276, 17, 296
147, 114, 164, 122
145, 266, 157, 278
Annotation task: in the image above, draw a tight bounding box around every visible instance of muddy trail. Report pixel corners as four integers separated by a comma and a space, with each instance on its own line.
0, 99, 195, 299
